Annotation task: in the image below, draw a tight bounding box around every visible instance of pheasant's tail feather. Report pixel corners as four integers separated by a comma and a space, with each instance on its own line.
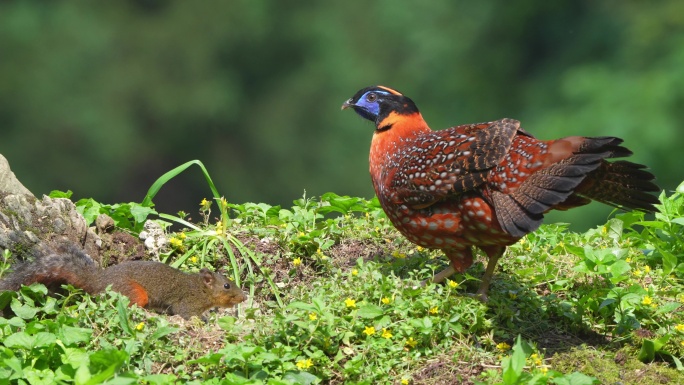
491, 135, 660, 236
492, 152, 605, 236
576, 160, 660, 212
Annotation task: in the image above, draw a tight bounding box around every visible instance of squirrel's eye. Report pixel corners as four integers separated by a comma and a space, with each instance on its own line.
366, 93, 377, 102
223, 283, 232, 290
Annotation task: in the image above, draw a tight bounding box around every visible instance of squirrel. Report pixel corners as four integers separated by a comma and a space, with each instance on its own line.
0, 243, 247, 320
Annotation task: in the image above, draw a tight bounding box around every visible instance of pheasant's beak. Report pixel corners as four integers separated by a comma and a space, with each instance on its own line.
341, 98, 354, 110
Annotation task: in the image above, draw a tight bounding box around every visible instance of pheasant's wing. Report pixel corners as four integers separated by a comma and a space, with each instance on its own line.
390, 118, 521, 208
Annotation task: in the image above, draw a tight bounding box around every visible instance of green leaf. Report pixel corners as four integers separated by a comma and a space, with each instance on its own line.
59, 326, 93, 347
654, 302, 680, 316
140, 374, 179, 385
218, 316, 237, 332
115, 297, 132, 336
659, 247, 678, 275
48, 190, 73, 199
676, 181, 684, 194
552, 371, 599, 385
24, 367, 56, 385
128, 204, 157, 224
33, 332, 57, 348
85, 349, 129, 385
287, 301, 317, 313
638, 335, 669, 362
0, 290, 15, 311
501, 336, 527, 385
608, 259, 631, 282
10, 298, 38, 319
282, 371, 320, 385
3, 331, 34, 349
149, 325, 178, 341
356, 304, 384, 319
142, 160, 221, 207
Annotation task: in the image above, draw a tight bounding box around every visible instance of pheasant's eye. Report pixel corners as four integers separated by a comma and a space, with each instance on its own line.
366, 93, 378, 102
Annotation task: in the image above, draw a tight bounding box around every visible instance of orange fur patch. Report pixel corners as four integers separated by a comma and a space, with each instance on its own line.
377, 85, 403, 96
126, 281, 149, 308
377, 111, 427, 131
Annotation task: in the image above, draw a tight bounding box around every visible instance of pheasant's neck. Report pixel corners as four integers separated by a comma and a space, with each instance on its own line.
369, 112, 431, 187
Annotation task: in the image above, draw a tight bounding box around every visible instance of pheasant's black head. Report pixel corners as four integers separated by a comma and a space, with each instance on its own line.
342, 86, 419, 130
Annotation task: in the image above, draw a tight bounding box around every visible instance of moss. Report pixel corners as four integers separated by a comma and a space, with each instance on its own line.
550, 346, 682, 385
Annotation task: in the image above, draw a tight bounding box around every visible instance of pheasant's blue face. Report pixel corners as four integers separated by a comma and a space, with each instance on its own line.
342, 90, 392, 121
342, 86, 419, 126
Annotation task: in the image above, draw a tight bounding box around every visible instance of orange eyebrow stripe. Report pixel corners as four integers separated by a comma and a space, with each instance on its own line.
377, 86, 403, 96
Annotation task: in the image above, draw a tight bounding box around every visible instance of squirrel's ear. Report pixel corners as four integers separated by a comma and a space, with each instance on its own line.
199, 268, 215, 285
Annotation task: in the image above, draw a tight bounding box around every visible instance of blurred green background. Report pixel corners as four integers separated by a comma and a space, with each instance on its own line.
1, 0, 682, 229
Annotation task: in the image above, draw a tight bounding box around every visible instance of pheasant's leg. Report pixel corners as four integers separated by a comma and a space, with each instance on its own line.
430, 265, 455, 284
419, 248, 473, 287
471, 246, 505, 302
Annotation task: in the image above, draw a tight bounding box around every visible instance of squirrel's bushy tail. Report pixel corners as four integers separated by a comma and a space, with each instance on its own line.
0, 244, 102, 293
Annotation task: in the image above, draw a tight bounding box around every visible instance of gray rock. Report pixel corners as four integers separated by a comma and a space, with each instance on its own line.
0, 154, 34, 197
0, 194, 103, 262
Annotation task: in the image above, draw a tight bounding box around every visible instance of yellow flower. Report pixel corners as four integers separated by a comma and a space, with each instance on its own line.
190, 256, 198, 264
363, 326, 375, 336
308, 312, 317, 321
643, 265, 651, 273
345, 298, 356, 308
416, 246, 424, 252
351, 269, 358, 276
220, 197, 228, 207
135, 322, 145, 331
392, 250, 406, 259
178, 232, 186, 239
633, 269, 642, 276
602, 226, 607, 235
540, 366, 548, 375
626, 257, 632, 263
169, 237, 183, 248
496, 342, 511, 351
558, 241, 564, 248
381, 328, 392, 339
381, 297, 391, 305
675, 324, 684, 333
293, 257, 302, 267
401, 379, 410, 385
429, 306, 438, 315
215, 221, 224, 235
530, 353, 542, 366
509, 292, 517, 299
296, 358, 313, 370
200, 198, 208, 206
642, 296, 653, 305
405, 337, 418, 349
447, 280, 458, 289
